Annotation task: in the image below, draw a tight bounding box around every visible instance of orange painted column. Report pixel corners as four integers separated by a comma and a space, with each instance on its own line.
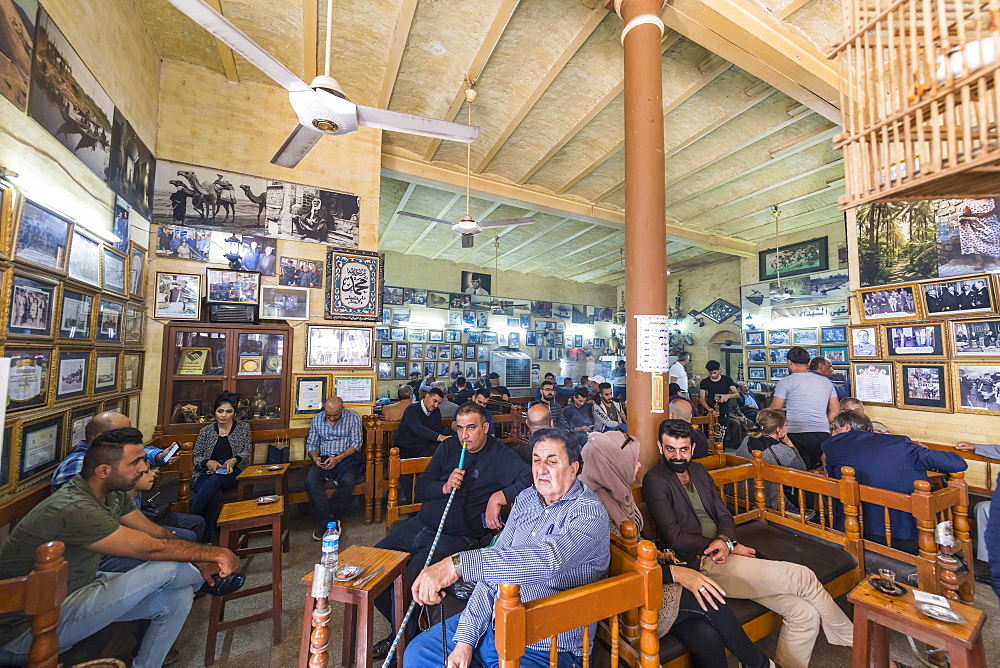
615, 0, 669, 471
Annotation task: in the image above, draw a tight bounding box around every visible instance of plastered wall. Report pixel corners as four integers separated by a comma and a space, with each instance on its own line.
668, 257, 742, 381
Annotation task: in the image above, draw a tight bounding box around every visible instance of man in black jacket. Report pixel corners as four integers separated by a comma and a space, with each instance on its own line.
642, 419, 852, 668
372, 402, 532, 657
396, 387, 450, 459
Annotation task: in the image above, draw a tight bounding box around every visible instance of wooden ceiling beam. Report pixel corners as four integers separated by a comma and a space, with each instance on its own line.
556, 55, 734, 195
377, 0, 420, 108
377, 182, 417, 247
659, 0, 841, 122
698, 187, 842, 234
563, 252, 626, 280
422, 0, 521, 162
476, 7, 606, 173
403, 193, 462, 254
504, 224, 598, 270
430, 202, 504, 259
773, 0, 814, 22
206, 0, 239, 81
520, 231, 621, 274
495, 218, 572, 262
534, 245, 623, 278
516, 31, 681, 185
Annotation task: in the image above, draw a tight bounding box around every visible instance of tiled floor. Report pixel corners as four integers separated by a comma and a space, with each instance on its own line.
168, 499, 1000, 668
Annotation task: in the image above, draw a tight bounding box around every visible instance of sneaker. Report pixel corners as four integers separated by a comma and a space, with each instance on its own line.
197, 572, 247, 597
373, 635, 394, 661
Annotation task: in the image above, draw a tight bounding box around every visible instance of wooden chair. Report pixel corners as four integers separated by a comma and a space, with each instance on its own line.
0, 541, 68, 668
385, 447, 433, 528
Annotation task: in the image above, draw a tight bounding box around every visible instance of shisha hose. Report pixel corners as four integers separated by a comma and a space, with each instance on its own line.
381, 441, 468, 668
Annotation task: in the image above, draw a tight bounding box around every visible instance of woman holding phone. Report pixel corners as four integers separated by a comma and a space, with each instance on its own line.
190, 391, 253, 542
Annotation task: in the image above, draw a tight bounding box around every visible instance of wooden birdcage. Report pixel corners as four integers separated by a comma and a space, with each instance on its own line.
830, 0, 1000, 208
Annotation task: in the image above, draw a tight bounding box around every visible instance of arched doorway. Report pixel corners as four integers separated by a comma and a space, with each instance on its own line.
708, 328, 742, 380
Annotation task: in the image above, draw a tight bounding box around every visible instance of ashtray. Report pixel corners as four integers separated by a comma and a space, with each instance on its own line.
333, 564, 364, 582
915, 602, 966, 624
266, 465, 284, 470
868, 577, 906, 596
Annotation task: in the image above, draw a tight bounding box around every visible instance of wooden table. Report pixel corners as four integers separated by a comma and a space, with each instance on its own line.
848, 579, 986, 668
236, 463, 290, 500
298, 545, 409, 668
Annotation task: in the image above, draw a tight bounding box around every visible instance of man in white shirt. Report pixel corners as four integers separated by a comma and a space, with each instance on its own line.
669, 352, 690, 396
768, 346, 839, 470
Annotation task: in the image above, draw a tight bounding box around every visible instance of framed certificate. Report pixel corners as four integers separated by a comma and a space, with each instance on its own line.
17, 412, 64, 485
176, 347, 212, 375
333, 375, 375, 405
293, 375, 328, 416
852, 363, 894, 406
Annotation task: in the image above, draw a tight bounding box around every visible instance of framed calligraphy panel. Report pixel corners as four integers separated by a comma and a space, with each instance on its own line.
325, 247, 383, 321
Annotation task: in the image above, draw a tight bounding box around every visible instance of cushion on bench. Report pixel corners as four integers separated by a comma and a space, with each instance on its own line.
659, 598, 769, 662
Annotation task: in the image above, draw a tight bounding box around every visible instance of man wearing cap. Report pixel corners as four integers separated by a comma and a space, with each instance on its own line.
487, 372, 510, 400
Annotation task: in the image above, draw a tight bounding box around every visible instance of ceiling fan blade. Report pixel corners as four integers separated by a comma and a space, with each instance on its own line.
396, 211, 454, 225
478, 216, 535, 229
461, 234, 475, 249
356, 105, 478, 143
163, 0, 311, 93
270, 124, 324, 168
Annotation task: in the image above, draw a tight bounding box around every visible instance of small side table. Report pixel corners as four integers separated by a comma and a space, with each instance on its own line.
298, 545, 409, 668
848, 579, 986, 668
236, 463, 290, 500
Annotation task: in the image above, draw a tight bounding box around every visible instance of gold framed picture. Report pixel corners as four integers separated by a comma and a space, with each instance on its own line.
856, 284, 923, 323
952, 362, 1000, 415
894, 362, 951, 413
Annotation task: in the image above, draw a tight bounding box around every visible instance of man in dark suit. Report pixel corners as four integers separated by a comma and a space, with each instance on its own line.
823, 410, 967, 555
643, 419, 852, 668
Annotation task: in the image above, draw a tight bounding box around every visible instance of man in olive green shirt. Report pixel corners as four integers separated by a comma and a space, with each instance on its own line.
0, 428, 242, 668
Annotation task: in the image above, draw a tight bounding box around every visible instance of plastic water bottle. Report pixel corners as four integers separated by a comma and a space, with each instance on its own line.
320, 521, 340, 570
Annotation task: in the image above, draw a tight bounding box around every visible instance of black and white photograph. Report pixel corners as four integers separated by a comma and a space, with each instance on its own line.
121, 352, 142, 391
462, 309, 475, 326
112, 197, 130, 253
921, 276, 995, 317
237, 235, 278, 275
0, 0, 37, 111
482, 332, 498, 345
124, 305, 143, 345
466, 345, 476, 360
95, 299, 124, 343
427, 291, 449, 309
155, 225, 211, 261
747, 348, 767, 363
792, 328, 818, 345
305, 325, 373, 369
411, 343, 424, 360
94, 352, 118, 394
850, 326, 878, 357
476, 312, 488, 328
471, 295, 492, 311
552, 303, 572, 320
438, 345, 449, 360
768, 330, 790, 346
952, 319, 1000, 356
389, 327, 405, 341
59, 289, 92, 340
8, 274, 54, 337
28, 9, 113, 180
821, 347, 849, 364
955, 363, 1000, 413
858, 285, 920, 321
154, 272, 201, 319
744, 330, 765, 347
769, 348, 790, 364
452, 344, 463, 359
770, 366, 791, 380
67, 229, 101, 286
428, 330, 443, 342
375, 327, 388, 341
56, 351, 88, 400
438, 362, 450, 377
395, 343, 408, 359
461, 271, 491, 295
701, 298, 740, 324
572, 304, 592, 324
748, 366, 767, 380
278, 257, 322, 288
821, 326, 848, 343
379, 342, 393, 359
409, 329, 426, 342
898, 364, 949, 411
886, 323, 945, 357
410, 289, 427, 306
394, 362, 407, 379
128, 243, 146, 298
466, 331, 481, 344
102, 248, 126, 294
15, 199, 73, 273
151, 160, 360, 245
531, 301, 552, 318
377, 362, 392, 380
206, 269, 260, 304
109, 110, 155, 219
261, 285, 310, 321
383, 285, 403, 306
450, 293, 472, 310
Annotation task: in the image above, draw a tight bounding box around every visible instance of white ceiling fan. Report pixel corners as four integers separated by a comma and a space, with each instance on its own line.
396, 87, 534, 248
163, 0, 479, 168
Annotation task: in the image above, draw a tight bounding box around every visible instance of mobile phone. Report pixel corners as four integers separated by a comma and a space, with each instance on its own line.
215, 468, 228, 475
161, 442, 180, 461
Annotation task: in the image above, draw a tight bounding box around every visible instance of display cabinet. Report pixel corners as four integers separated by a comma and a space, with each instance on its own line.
157, 322, 292, 435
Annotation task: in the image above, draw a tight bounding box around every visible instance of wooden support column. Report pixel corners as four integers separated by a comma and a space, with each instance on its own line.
614, 0, 669, 471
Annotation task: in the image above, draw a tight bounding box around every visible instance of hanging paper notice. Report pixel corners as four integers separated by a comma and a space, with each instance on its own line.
634, 315, 671, 372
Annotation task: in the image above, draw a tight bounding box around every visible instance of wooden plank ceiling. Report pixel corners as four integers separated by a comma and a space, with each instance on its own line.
134, 0, 847, 285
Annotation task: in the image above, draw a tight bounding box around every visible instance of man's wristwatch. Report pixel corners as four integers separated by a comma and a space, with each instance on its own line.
451, 553, 463, 577
717, 535, 737, 551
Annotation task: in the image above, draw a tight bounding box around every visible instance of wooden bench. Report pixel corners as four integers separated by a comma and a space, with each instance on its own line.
0, 541, 67, 668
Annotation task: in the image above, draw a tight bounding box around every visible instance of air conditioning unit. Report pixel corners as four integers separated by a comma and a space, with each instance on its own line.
489, 350, 531, 392
209, 303, 259, 323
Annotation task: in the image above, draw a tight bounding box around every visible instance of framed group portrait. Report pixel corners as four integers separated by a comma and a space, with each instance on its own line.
14, 199, 73, 274
895, 363, 950, 412
951, 319, 1000, 357
305, 325, 374, 370
919, 275, 996, 318
857, 284, 922, 323
7, 273, 56, 338
884, 323, 946, 358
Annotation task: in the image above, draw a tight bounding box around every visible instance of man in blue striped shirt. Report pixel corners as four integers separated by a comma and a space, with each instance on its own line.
304, 397, 364, 540
404, 429, 609, 667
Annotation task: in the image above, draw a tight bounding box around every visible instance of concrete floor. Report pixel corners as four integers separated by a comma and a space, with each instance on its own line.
168, 499, 1000, 668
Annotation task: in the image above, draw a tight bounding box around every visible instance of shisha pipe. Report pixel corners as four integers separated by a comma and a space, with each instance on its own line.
381, 440, 469, 668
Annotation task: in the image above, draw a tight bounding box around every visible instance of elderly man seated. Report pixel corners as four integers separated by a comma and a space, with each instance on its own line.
381, 385, 413, 422
838, 397, 890, 434
403, 428, 609, 668
823, 410, 967, 554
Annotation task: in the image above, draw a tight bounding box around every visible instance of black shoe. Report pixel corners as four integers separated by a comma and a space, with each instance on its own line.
974, 559, 992, 585
373, 635, 394, 661
198, 572, 246, 597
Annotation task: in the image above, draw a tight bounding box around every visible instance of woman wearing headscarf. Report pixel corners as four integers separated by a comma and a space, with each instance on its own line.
581, 431, 774, 668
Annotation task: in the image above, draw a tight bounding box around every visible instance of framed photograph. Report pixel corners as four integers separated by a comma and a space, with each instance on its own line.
476, 312, 489, 328
748, 366, 767, 380
461, 271, 491, 295
478, 361, 489, 376
758, 236, 828, 281
427, 291, 449, 309
830, 367, 849, 384
154, 224, 212, 262
769, 348, 790, 364
885, 323, 946, 358
377, 362, 392, 379
853, 363, 895, 406
849, 326, 879, 358
394, 308, 410, 323
770, 366, 790, 380
483, 332, 498, 345
55, 351, 90, 401
375, 326, 389, 341
465, 345, 476, 360
379, 342, 394, 359
791, 328, 818, 345
333, 375, 376, 405
920, 275, 996, 318
16, 413, 64, 485
452, 345, 463, 360
128, 242, 147, 299
394, 362, 408, 379
325, 247, 383, 321
6, 348, 51, 411
747, 348, 767, 363
95, 299, 125, 344
126, 394, 140, 424
14, 199, 73, 274
94, 352, 120, 394
820, 326, 848, 343
438, 362, 450, 376
428, 330, 444, 342
7, 274, 56, 338
768, 330, 790, 346
445, 330, 461, 343
820, 347, 849, 364
466, 331, 481, 344
438, 345, 450, 360
701, 299, 740, 323
124, 305, 144, 346
154, 272, 202, 319
67, 229, 101, 286
121, 352, 143, 391
278, 257, 322, 289
951, 319, 1000, 357
383, 285, 403, 306
525, 331, 537, 347
103, 396, 126, 414
408, 329, 426, 343
206, 269, 260, 304
953, 363, 1000, 414
477, 345, 489, 360
509, 332, 520, 348
58, 288, 94, 340
381, 308, 390, 324
857, 285, 922, 323
410, 343, 423, 360
260, 285, 310, 321
410, 290, 427, 306
896, 363, 950, 412
292, 374, 328, 416
305, 326, 373, 369
69, 404, 99, 450
101, 248, 126, 295
389, 327, 406, 341
426, 344, 438, 360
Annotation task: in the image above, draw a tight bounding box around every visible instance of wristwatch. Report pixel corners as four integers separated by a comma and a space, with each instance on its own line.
451, 553, 463, 577
717, 535, 737, 551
